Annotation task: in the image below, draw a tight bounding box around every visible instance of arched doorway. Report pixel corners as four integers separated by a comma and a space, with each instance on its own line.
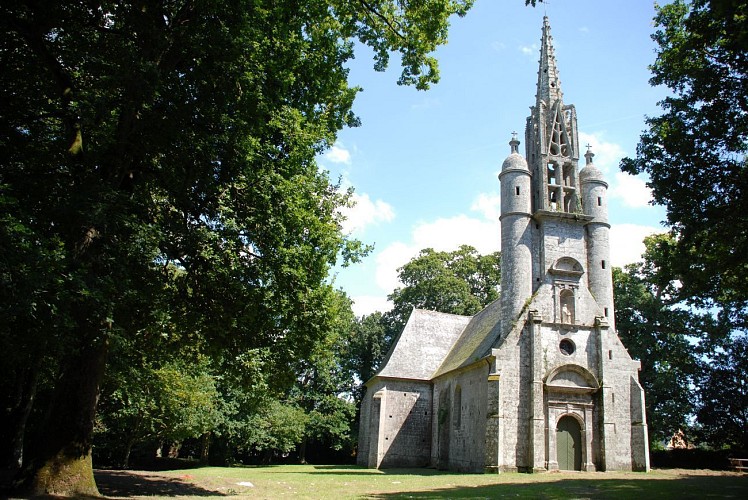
556, 416, 582, 470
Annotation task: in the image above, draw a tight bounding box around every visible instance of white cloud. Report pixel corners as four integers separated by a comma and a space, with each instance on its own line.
412, 215, 499, 255
325, 143, 351, 164
350, 295, 393, 317
578, 132, 655, 209
491, 41, 506, 52
374, 215, 500, 294
577, 131, 625, 174
375, 241, 419, 292
366, 211, 660, 314
519, 43, 539, 59
609, 172, 653, 208
471, 192, 501, 221
339, 192, 395, 235
610, 223, 664, 267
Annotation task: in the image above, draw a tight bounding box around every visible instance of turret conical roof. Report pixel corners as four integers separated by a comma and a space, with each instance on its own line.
579, 146, 605, 182
501, 134, 528, 172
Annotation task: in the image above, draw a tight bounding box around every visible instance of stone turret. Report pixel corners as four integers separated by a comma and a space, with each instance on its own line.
580, 146, 615, 329
499, 135, 532, 325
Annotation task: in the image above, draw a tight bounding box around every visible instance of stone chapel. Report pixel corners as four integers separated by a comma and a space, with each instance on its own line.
357, 17, 650, 473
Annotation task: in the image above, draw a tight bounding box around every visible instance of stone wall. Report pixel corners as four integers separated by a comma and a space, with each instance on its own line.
490, 320, 528, 472
432, 364, 490, 472
597, 325, 650, 471
357, 388, 373, 466
487, 281, 649, 473
358, 379, 433, 468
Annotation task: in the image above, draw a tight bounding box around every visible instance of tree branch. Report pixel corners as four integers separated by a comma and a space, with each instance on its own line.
9, 15, 82, 156
357, 0, 406, 41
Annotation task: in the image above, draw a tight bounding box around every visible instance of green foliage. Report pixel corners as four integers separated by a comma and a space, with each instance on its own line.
613, 234, 736, 446
695, 334, 748, 450
151, 363, 222, 444
619, 0, 748, 449
288, 288, 358, 459
387, 245, 501, 332
244, 401, 310, 456
330, 0, 475, 90
96, 354, 224, 467
345, 312, 392, 393
620, 0, 748, 326
613, 262, 696, 444
304, 395, 356, 452
0, 0, 477, 487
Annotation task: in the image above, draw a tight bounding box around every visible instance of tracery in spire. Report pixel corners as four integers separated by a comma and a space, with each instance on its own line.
548, 102, 573, 158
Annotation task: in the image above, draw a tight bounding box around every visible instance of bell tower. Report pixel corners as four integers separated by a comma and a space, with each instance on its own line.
499, 16, 643, 472
525, 16, 581, 217
516, 16, 594, 298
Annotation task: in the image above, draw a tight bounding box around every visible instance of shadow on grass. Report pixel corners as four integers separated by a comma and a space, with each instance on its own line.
367, 474, 748, 499
95, 470, 226, 498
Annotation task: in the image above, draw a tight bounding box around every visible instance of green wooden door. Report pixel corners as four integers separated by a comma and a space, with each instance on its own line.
557, 416, 582, 470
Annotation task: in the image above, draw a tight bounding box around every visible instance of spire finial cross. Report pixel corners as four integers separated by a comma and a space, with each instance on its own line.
511, 131, 518, 141
585, 143, 592, 151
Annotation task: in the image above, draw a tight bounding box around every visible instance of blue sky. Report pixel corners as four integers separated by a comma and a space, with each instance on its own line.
320, 0, 670, 317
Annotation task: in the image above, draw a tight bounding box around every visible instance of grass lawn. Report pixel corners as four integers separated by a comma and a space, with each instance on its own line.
95, 464, 748, 499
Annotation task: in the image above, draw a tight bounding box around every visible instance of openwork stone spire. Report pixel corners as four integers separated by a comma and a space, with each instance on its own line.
526, 16, 579, 213
536, 16, 563, 105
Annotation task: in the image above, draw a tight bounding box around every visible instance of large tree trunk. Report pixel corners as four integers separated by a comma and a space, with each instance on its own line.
21, 336, 109, 497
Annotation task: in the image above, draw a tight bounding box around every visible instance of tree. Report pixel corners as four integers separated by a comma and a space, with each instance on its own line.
97, 359, 223, 467
387, 245, 501, 332
613, 234, 736, 447
613, 261, 698, 445
345, 312, 393, 400
242, 400, 310, 463
695, 334, 748, 450
620, 0, 748, 325
0, 1, 476, 495
290, 288, 358, 463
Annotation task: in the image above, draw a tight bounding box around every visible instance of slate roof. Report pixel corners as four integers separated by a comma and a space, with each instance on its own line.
432, 299, 503, 378
373, 309, 471, 382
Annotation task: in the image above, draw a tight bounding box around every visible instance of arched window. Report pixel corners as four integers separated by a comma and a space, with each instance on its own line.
560, 289, 575, 324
